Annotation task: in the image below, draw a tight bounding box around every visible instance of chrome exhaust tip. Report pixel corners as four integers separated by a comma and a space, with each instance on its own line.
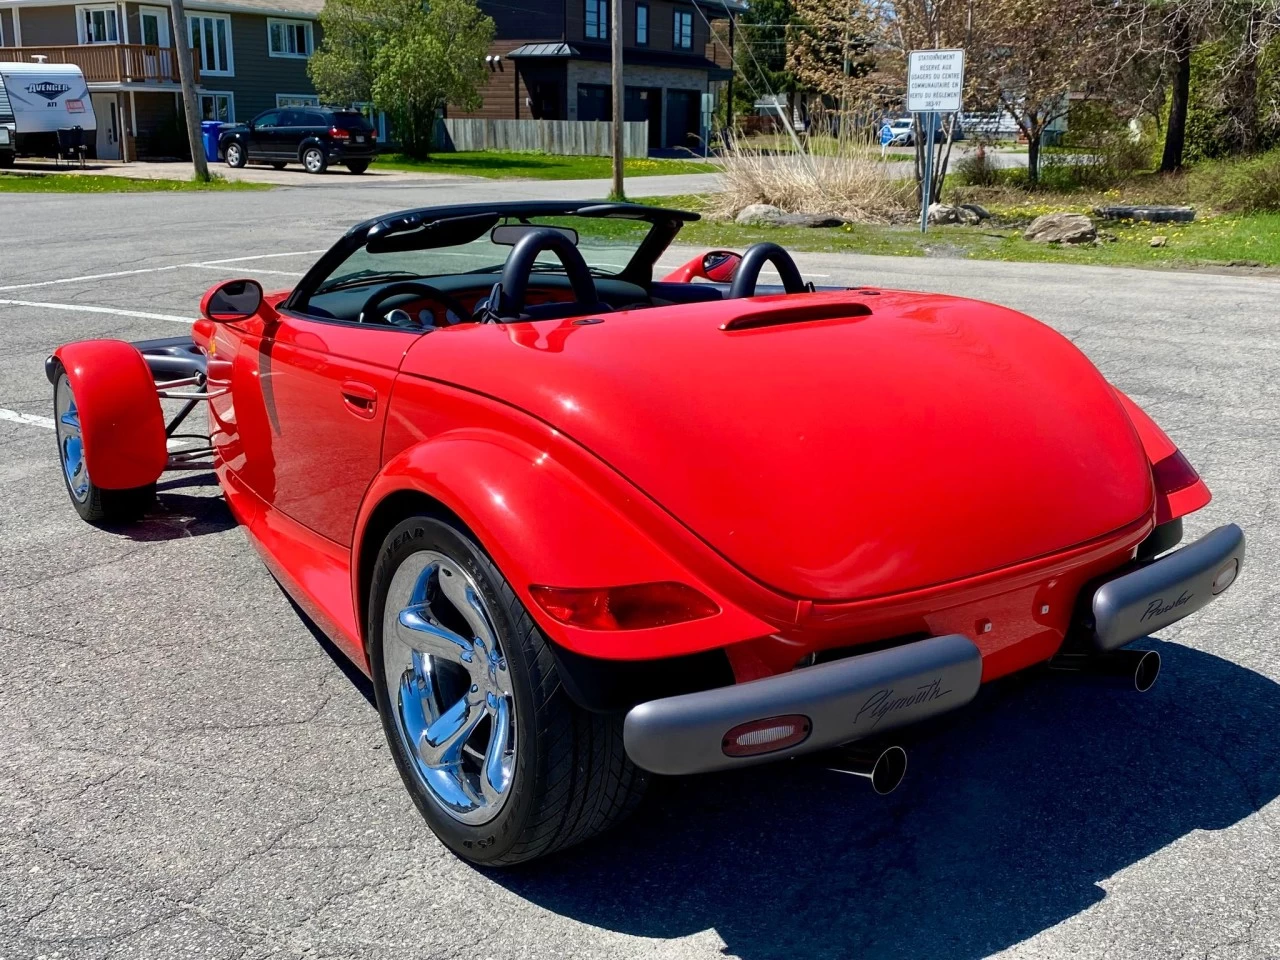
825, 743, 908, 795
1049, 648, 1161, 694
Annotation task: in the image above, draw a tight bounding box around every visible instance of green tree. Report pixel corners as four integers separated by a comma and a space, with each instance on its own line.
309, 0, 494, 158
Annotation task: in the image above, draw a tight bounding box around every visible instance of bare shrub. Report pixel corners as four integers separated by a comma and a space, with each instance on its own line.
707, 133, 914, 224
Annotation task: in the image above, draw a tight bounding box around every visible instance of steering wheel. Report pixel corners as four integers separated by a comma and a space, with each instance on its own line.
358, 281, 474, 329
727, 242, 809, 299
480, 228, 604, 322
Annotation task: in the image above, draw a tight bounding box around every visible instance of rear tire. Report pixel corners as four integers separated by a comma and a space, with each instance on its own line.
301, 146, 327, 174
368, 514, 647, 866
224, 142, 246, 168
346, 160, 369, 174
53, 367, 154, 525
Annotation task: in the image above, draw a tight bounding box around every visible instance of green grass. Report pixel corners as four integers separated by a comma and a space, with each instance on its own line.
0, 172, 269, 193
370, 150, 718, 179
578, 195, 1280, 271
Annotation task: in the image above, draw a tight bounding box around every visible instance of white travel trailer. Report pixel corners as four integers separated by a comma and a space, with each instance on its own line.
0, 61, 98, 160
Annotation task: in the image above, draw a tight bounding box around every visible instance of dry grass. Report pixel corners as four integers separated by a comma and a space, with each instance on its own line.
706, 133, 914, 224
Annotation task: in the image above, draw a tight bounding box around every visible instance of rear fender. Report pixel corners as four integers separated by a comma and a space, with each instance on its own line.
51, 339, 167, 490
1113, 388, 1211, 523
353, 430, 771, 660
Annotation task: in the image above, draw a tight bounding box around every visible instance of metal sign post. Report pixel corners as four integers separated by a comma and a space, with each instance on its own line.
907, 48, 965, 233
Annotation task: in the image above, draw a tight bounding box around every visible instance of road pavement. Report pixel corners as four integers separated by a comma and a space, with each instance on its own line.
1, 182, 1277, 960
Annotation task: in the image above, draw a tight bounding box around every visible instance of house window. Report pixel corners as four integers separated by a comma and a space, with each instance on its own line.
635, 3, 648, 45
199, 91, 234, 122
584, 0, 607, 40
276, 93, 320, 107
673, 10, 693, 49
187, 14, 233, 76
268, 19, 313, 58
78, 5, 119, 44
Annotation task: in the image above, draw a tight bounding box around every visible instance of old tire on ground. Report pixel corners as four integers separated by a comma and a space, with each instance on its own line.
52, 366, 154, 524
301, 146, 327, 174
346, 160, 369, 174
270, 161, 287, 170
224, 142, 246, 168
368, 514, 647, 866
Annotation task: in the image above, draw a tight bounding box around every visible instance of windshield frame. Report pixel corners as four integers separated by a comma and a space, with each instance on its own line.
285, 201, 695, 315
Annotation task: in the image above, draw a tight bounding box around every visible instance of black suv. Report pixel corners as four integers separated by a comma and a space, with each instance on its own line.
219, 107, 377, 175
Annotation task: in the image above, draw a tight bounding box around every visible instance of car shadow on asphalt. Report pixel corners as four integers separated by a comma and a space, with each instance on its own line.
491, 640, 1280, 960
123, 485, 237, 541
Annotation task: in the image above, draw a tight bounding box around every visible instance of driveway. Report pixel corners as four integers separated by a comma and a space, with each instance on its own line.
0, 188, 1276, 960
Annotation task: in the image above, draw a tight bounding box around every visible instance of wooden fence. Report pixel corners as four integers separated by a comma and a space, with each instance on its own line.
435, 119, 649, 157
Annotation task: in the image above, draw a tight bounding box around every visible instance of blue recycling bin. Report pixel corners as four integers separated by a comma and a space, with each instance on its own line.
200, 120, 222, 163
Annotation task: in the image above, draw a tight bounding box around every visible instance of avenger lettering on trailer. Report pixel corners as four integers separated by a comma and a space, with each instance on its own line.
44, 200, 1245, 868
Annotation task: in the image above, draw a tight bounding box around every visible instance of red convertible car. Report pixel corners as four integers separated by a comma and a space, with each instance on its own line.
48, 201, 1245, 865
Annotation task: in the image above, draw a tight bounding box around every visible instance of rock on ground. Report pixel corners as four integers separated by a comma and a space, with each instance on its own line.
1024, 212, 1097, 245
735, 203, 785, 225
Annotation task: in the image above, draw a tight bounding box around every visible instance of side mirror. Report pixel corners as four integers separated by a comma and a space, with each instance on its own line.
201, 278, 263, 322
702, 250, 742, 283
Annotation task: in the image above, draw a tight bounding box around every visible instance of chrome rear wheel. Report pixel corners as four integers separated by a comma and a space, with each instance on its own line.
381, 550, 516, 826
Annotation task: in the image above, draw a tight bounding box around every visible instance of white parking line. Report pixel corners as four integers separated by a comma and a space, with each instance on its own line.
0, 408, 55, 430
0, 299, 191, 324
0, 250, 325, 292
182, 264, 304, 277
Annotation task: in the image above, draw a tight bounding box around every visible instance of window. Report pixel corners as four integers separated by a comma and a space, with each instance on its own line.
253, 110, 282, 126
584, 0, 607, 40
199, 92, 234, 122
187, 14, 233, 76
673, 10, 693, 49
635, 3, 648, 45
139, 7, 170, 47
268, 18, 313, 58
277, 93, 320, 108
77, 5, 119, 44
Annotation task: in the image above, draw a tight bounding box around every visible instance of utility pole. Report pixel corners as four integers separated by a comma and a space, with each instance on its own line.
170, 0, 209, 181
610, 0, 624, 200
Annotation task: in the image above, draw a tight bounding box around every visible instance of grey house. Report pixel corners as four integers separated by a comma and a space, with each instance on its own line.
0, 0, 322, 159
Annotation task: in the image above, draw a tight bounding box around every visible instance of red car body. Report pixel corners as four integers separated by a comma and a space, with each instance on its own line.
48, 202, 1243, 864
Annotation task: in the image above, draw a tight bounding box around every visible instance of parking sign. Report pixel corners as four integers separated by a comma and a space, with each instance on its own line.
907, 49, 965, 114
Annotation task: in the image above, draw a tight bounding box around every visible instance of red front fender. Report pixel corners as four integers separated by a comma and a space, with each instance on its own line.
52, 340, 166, 490
353, 430, 770, 660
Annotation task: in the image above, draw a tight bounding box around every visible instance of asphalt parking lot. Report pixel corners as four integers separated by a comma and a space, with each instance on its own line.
1, 179, 1278, 960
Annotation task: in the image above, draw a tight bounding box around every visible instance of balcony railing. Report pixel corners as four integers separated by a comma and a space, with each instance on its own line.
0, 45, 198, 85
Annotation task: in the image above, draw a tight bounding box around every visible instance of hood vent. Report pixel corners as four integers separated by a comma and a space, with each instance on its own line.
721, 301, 873, 332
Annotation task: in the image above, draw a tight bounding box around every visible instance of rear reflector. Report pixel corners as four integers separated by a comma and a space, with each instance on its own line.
1152, 450, 1200, 495
1213, 559, 1238, 594
528, 581, 719, 630
722, 715, 812, 757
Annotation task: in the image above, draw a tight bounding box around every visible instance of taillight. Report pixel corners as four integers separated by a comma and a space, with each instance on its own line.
528, 582, 719, 630
722, 715, 811, 757
329, 126, 350, 140
1152, 450, 1199, 495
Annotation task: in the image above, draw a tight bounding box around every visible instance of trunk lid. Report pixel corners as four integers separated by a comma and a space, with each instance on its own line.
406, 290, 1153, 601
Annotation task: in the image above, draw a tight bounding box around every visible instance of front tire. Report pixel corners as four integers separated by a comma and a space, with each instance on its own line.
301, 146, 327, 174
53, 368, 154, 524
368, 515, 646, 866
224, 141, 246, 168
0, 152, 14, 169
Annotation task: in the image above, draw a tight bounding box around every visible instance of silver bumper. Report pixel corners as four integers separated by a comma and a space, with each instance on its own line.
1090, 523, 1245, 651
623, 633, 982, 776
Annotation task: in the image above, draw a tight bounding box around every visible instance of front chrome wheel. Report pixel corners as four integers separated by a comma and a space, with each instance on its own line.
55, 374, 89, 503
381, 551, 516, 826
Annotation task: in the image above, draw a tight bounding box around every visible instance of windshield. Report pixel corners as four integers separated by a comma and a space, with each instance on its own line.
316, 214, 655, 293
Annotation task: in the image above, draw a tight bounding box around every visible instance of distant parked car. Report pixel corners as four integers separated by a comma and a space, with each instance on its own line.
219, 107, 377, 175
886, 118, 915, 146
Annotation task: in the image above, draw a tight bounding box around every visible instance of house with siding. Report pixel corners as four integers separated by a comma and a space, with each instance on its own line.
0, 0, 322, 159
458, 0, 742, 150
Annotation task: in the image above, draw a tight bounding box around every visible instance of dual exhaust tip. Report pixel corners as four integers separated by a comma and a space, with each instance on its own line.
825, 648, 1160, 797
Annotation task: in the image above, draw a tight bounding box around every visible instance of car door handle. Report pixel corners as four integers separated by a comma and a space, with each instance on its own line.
340, 380, 377, 419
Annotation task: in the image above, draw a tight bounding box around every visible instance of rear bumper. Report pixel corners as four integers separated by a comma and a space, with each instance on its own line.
623, 633, 982, 775
1088, 523, 1245, 650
